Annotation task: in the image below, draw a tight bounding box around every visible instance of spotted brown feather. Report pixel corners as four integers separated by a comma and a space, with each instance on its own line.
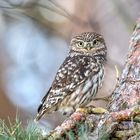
35, 32, 107, 121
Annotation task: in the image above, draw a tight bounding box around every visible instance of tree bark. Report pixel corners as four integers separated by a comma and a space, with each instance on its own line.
45, 17, 140, 140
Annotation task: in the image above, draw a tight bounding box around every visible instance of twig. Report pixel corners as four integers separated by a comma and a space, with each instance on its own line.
115, 65, 120, 83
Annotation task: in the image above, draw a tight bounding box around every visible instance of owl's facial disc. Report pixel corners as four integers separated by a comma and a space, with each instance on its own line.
70, 32, 106, 56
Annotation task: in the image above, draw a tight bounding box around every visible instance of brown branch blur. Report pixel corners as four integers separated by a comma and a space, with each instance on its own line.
0, 0, 87, 26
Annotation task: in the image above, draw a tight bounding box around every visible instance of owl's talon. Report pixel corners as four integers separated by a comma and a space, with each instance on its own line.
76, 107, 107, 114
76, 108, 88, 114
89, 107, 108, 114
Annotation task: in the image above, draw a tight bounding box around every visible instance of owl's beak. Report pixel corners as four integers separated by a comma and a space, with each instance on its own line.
86, 43, 91, 50
87, 47, 91, 51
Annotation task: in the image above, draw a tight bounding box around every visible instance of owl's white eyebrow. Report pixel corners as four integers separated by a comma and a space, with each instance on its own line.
71, 39, 85, 43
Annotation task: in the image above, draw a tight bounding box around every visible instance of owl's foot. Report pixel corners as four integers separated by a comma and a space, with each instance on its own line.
60, 107, 75, 116
88, 106, 108, 114
76, 106, 108, 114
76, 107, 89, 114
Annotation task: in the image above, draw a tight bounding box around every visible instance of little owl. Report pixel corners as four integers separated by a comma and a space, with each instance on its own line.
35, 32, 107, 121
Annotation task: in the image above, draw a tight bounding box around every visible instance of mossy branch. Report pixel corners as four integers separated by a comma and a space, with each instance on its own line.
45, 17, 140, 140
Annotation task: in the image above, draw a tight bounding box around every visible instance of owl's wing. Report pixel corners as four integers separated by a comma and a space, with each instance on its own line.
35, 55, 99, 121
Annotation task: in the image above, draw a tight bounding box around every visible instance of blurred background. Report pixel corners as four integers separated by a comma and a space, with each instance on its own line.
0, 0, 139, 132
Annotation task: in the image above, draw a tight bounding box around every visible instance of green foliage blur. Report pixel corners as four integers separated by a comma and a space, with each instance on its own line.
0, 118, 43, 140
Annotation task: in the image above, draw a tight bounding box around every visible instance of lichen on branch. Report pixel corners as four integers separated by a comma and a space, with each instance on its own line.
45, 17, 140, 140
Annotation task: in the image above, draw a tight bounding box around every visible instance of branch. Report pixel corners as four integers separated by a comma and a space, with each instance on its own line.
45, 17, 140, 140
94, 17, 140, 139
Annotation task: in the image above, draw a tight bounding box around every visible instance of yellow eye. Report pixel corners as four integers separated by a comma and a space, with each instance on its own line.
77, 41, 84, 47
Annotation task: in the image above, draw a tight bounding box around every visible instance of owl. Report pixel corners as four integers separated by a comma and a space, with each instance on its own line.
35, 32, 107, 121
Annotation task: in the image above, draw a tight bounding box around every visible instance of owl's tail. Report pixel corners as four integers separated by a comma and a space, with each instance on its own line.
34, 103, 48, 122
34, 112, 45, 122
34, 103, 54, 122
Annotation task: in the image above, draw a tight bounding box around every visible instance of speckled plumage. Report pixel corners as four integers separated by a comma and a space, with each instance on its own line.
35, 32, 107, 121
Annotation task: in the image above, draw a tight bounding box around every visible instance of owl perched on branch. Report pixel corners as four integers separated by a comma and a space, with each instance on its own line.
35, 32, 107, 121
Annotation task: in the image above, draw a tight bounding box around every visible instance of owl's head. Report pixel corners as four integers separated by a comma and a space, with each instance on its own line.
70, 32, 107, 59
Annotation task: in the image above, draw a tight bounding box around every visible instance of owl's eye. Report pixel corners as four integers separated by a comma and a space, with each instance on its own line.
77, 41, 84, 47
93, 39, 99, 45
